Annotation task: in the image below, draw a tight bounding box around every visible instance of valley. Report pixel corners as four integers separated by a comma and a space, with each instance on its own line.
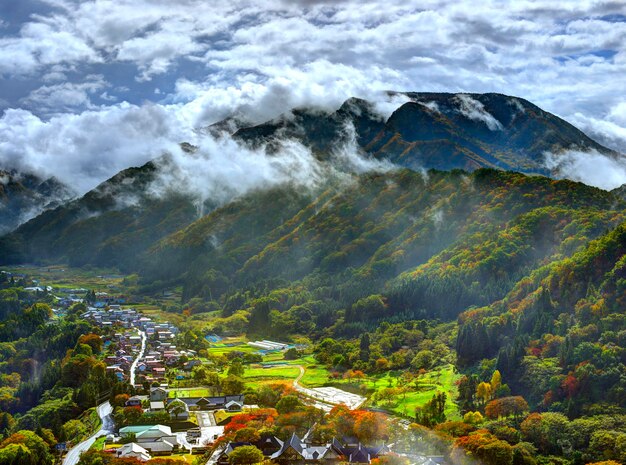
2, 94, 626, 465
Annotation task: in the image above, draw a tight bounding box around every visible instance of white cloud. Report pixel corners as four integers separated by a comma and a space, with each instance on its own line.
455, 93, 503, 130
148, 120, 392, 215
21, 75, 108, 112
0, 0, 625, 196
0, 102, 192, 193
544, 149, 626, 191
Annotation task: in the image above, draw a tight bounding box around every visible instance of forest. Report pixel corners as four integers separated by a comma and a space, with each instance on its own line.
2, 167, 626, 464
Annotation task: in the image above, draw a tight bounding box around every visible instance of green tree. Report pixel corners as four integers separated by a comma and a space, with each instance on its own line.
276, 395, 303, 414
228, 445, 264, 465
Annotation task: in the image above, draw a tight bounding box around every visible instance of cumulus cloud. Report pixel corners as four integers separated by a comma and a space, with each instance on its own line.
544, 149, 626, 191
21, 75, 108, 113
0, 0, 625, 195
0, 103, 192, 193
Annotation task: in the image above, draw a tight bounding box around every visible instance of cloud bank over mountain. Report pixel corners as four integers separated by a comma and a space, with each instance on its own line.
0, 0, 625, 192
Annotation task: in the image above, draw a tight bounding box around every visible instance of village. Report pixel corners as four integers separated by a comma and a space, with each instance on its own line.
3, 269, 447, 465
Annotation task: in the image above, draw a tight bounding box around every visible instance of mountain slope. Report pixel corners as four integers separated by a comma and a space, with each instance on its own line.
0, 160, 199, 267
1, 92, 619, 270
139, 169, 624, 333
455, 220, 626, 416
232, 92, 618, 174
0, 170, 75, 235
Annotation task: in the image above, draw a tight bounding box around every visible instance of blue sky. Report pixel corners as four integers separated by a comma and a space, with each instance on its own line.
0, 0, 625, 192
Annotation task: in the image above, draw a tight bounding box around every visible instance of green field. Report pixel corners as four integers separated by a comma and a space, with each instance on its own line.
364, 365, 461, 420
243, 364, 301, 390
89, 436, 106, 451
0, 264, 125, 290
297, 357, 331, 387
169, 388, 213, 398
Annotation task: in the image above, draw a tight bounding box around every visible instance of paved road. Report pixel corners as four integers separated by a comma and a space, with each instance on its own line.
293, 366, 366, 411
129, 330, 146, 386
63, 401, 113, 465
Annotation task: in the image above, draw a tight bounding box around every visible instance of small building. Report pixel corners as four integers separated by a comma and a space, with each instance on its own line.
116, 443, 151, 462
150, 387, 168, 402
125, 396, 143, 407
225, 400, 243, 412
167, 398, 190, 421
150, 401, 166, 411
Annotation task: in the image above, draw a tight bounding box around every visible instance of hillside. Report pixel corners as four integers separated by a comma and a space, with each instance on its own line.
0, 92, 620, 266
0, 160, 199, 267
138, 169, 624, 329
0, 169, 75, 235
456, 219, 626, 416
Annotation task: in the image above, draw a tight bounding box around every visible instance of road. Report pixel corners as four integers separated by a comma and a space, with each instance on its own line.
62, 401, 113, 465
293, 366, 366, 411
129, 330, 146, 386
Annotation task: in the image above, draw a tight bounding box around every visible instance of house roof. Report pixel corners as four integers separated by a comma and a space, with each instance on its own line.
134, 425, 173, 439
119, 442, 150, 456
140, 440, 177, 452
120, 425, 156, 434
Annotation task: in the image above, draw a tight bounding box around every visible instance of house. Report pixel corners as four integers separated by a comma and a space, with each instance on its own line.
150, 401, 166, 411
135, 425, 175, 442
116, 443, 152, 461
220, 434, 388, 465
183, 359, 202, 371
167, 398, 190, 420
125, 396, 143, 407
179, 394, 245, 411
120, 425, 155, 438
139, 439, 179, 455
270, 434, 341, 463
225, 400, 243, 412
150, 387, 168, 402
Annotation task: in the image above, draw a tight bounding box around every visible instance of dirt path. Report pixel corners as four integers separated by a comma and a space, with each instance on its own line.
292, 365, 366, 410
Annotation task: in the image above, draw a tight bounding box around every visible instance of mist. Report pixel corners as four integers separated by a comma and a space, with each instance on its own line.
544, 149, 626, 191
146, 121, 394, 216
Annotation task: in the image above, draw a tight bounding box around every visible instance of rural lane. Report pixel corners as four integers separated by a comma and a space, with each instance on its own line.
129, 330, 146, 386
62, 401, 113, 465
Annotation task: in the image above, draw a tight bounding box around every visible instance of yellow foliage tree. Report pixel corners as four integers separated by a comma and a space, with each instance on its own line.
490, 370, 502, 396
476, 382, 492, 405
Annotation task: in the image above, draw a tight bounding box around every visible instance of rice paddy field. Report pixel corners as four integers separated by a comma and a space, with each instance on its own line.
0, 264, 125, 290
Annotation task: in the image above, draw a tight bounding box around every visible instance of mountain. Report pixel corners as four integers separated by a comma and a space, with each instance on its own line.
0, 92, 621, 273
0, 160, 200, 267
232, 92, 618, 173
0, 169, 75, 235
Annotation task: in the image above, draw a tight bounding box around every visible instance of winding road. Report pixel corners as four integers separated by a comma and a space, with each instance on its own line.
129, 330, 146, 386
62, 401, 113, 465
63, 329, 146, 464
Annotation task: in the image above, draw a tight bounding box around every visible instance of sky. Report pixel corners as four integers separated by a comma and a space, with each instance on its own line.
0, 0, 626, 193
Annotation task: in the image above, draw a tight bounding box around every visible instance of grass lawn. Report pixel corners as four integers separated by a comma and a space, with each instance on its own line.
89, 436, 106, 451
243, 365, 301, 390
169, 388, 212, 398
214, 410, 239, 424
165, 452, 197, 463
207, 343, 257, 356
298, 363, 330, 387
365, 364, 462, 420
